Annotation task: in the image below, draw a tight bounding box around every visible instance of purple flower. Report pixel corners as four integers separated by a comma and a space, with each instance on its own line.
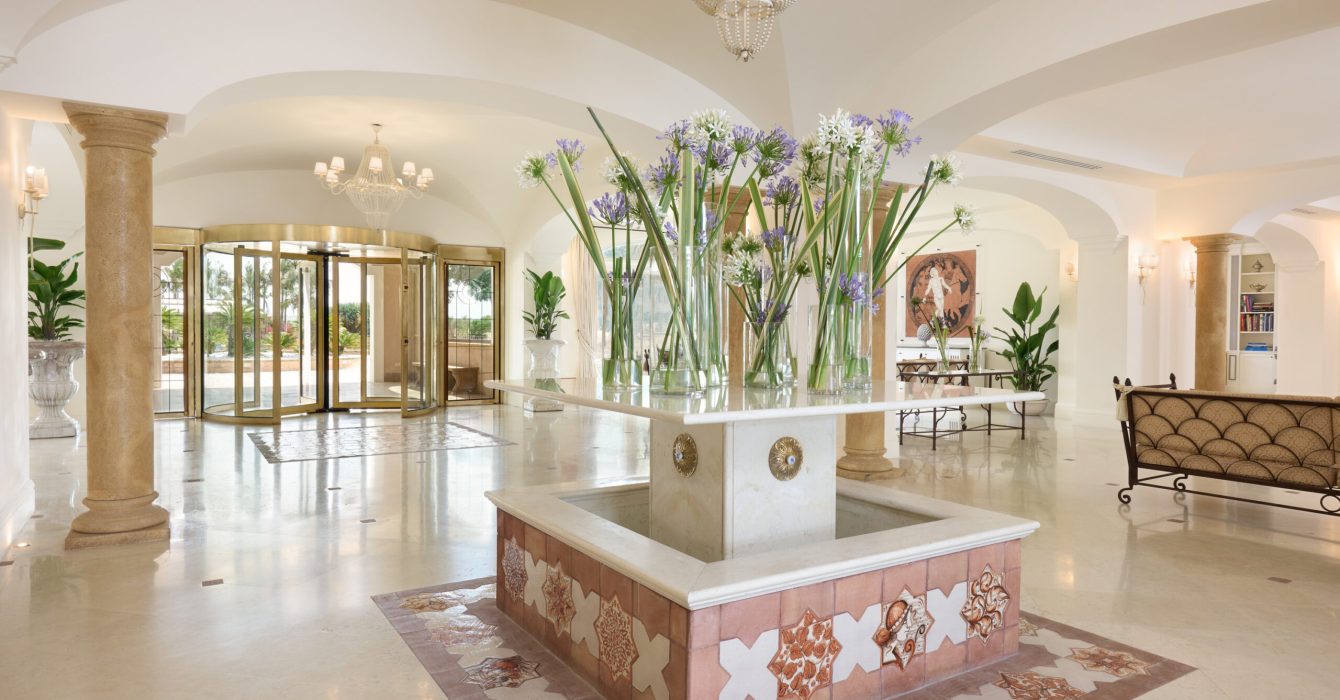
553, 138, 586, 170
813, 196, 827, 215
692, 141, 733, 172
660, 120, 694, 151
760, 226, 789, 250
753, 300, 790, 325
644, 152, 681, 198
838, 272, 870, 306
728, 125, 761, 155
764, 176, 800, 207
589, 191, 629, 226
662, 219, 678, 244
876, 109, 922, 157
849, 113, 874, 128
754, 126, 798, 171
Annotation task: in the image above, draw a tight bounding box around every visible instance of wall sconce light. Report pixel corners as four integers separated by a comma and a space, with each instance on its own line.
1065, 261, 1078, 282
1186, 261, 1196, 289
1136, 253, 1159, 287
19, 166, 50, 255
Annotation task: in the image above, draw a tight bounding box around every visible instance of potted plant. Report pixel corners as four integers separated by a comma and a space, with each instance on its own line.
521, 269, 570, 412
994, 282, 1059, 416
28, 240, 87, 439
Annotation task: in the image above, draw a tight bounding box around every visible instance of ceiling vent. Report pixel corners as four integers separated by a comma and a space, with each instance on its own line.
1009, 149, 1102, 170
1290, 207, 1317, 215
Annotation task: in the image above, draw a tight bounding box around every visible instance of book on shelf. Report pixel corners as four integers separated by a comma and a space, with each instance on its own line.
1243, 342, 1271, 352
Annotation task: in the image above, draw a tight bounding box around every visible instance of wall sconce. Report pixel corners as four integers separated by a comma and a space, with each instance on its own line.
19, 166, 50, 252
1136, 253, 1159, 287
1186, 261, 1196, 289
1065, 261, 1078, 282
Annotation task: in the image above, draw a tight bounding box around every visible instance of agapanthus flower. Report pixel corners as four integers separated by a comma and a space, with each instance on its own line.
662, 219, 678, 244
732, 232, 763, 255
698, 210, 719, 241
760, 226, 789, 250
690, 108, 731, 142
849, 113, 874, 129
930, 153, 963, 186
764, 176, 800, 207
602, 153, 641, 191
754, 300, 790, 325
816, 108, 856, 154
837, 272, 870, 306
693, 141, 734, 173
660, 120, 694, 151
954, 203, 976, 233
797, 134, 828, 187
723, 250, 758, 287
644, 152, 681, 198
877, 109, 921, 157
753, 126, 798, 173
515, 151, 552, 189
589, 191, 630, 226
727, 125, 761, 156
553, 138, 586, 171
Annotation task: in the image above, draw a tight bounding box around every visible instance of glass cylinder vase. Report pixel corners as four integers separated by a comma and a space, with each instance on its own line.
651, 241, 724, 395
744, 317, 796, 389
807, 304, 846, 394
843, 270, 874, 391
601, 258, 641, 389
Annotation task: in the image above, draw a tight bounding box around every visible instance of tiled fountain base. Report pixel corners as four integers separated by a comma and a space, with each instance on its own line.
374, 577, 1194, 700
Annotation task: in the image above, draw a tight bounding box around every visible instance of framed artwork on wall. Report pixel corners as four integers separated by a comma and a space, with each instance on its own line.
903, 249, 977, 339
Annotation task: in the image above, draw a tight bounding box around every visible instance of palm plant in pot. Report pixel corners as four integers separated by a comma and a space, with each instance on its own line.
28, 239, 87, 439
994, 282, 1059, 416
522, 269, 570, 412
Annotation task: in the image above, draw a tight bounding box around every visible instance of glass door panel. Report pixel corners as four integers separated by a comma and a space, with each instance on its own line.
152, 249, 188, 415
364, 261, 402, 402
202, 246, 235, 415
444, 262, 498, 403
279, 256, 322, 411
402, 253, 438, 416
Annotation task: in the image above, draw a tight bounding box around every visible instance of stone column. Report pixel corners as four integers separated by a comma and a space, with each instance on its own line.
63, 102, 170, 549
837, 184, 900, 478
1186, 234, 1237, 392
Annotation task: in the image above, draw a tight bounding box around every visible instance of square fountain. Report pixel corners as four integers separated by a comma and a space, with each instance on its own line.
487, 378, 1040, 699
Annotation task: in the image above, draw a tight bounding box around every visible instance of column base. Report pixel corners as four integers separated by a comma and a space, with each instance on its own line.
836, 453, 900, 480
66, 521, 169, 549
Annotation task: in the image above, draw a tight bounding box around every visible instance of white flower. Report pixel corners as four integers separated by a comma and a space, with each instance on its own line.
602, 153, 640, 189
515, 151, 551, 189
816, 108, 856, 153
690, 108, 731, 142
953, 203, 976, 233
723, 250, 758, 287
930, 153, 963, 186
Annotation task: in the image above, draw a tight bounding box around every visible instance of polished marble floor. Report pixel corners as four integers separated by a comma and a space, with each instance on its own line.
1, 405, 1337, 698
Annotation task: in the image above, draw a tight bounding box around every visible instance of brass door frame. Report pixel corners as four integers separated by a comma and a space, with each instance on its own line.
439, 245, 505, 406
401, 251, 438, 418
331, 256, 405, 410
151, 244, 198, 418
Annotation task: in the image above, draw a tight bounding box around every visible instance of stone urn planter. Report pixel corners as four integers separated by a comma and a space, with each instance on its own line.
524, 338, 565, 412
29, 340, 86, 439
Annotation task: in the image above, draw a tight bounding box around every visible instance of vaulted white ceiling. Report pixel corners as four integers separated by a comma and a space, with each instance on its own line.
6, 0, 1340, 242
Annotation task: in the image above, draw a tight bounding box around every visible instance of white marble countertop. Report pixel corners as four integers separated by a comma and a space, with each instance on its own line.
486, 378, 1045, 424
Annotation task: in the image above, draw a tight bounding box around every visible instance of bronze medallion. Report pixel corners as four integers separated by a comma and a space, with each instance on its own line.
672, 433, 698, 477
768, 436, 803, 481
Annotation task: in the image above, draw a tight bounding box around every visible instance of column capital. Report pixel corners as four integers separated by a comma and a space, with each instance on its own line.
1184, 233, 1239, 253
63, 101, 167, 155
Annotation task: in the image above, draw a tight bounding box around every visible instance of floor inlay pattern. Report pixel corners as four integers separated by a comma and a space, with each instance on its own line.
248, 421, 513, 463
375, 578, 1193, 699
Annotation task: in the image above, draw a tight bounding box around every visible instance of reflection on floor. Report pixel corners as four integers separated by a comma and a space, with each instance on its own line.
2, 406, 1337, 698
248, 421, 512, 464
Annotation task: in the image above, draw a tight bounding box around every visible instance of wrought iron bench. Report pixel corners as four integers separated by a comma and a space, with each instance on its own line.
1114, 376, 1340, 516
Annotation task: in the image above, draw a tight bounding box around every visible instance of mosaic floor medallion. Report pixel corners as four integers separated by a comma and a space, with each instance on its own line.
249, 420, 512, 464
373, 578, 1193, 700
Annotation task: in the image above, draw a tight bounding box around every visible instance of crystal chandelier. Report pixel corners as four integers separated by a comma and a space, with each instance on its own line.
694, 0, 795, 62
313, 123, 433, 229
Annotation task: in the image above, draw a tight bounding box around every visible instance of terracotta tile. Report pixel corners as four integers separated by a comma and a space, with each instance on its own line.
665, 643, 687, 700
688, 606, 720, 650
570, 637, 600, 686
572, 549, 601, 597
968, 543, 1006, 579
599, 658, 633, 700
1004, 567, 1021, 628
882, 560, 928, 599
546, 535, 573, 578
804, 687, 832, 700
835, 571, 882, 618
833, 665, 881, 699
669, 603, 688, 647
781, 580, 834, 624
881, 653, 927, 697
524, 524, 546, 563
601, 565, 634, 611
635, 584, 672, 641
502, 511, 516, 543
686, 644, 726, 698
1005, 538, 1022, 571
719, 592, 780, 646
967, 627, 1006, 667
924, 640, 968, 682
633, 687, 655, 700
1002, 623, 1020, 657
927, 551, 967, 594
523, 600, 545, 640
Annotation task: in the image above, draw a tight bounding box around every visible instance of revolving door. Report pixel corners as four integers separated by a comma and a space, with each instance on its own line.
199, 240, 438, 423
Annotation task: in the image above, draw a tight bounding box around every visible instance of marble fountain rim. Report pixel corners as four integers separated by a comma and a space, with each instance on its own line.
487, 476, 1039, 610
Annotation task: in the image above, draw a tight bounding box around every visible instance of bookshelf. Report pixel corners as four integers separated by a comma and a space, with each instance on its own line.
1227, 247, 1276, 391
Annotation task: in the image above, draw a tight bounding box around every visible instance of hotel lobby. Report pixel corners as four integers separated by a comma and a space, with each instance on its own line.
3, 2, 1340, 698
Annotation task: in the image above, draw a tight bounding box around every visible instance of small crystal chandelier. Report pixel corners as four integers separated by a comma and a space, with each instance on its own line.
694, 0, 795, 62
313, 124, 433, 229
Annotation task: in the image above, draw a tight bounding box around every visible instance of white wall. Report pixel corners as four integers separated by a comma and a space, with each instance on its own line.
0, 103, 35, 549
